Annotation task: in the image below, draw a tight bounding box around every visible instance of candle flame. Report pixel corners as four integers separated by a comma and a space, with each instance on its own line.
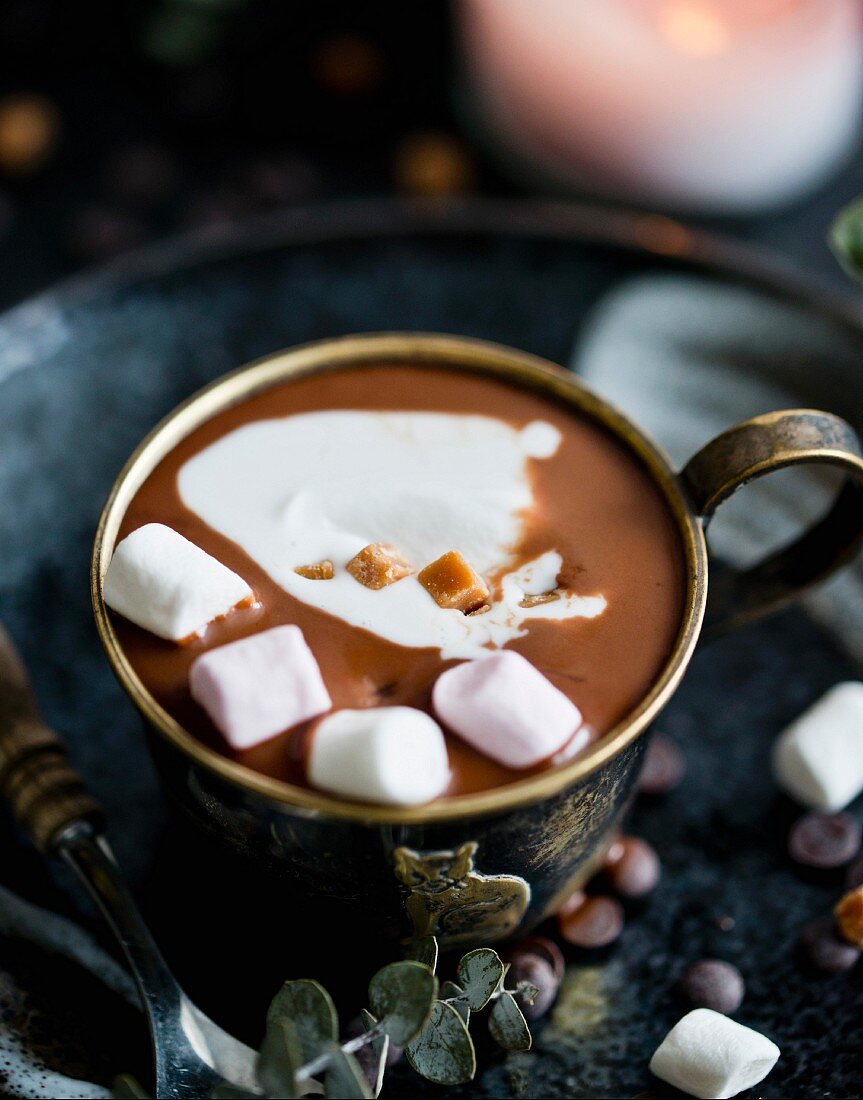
658, 2, 732, 57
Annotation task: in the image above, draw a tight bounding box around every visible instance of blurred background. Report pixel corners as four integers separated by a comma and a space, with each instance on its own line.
1, 0, 863, 312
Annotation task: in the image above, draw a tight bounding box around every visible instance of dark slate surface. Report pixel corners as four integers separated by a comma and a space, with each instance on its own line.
0, 202, 860, 1098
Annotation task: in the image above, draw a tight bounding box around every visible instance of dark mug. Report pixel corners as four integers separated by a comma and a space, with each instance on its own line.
92, 334, 863, 947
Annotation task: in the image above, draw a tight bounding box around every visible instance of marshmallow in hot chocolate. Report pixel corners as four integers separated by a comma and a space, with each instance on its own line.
433, 651, 583, 769
308, 706, 451, 806
104, 523, 253, 641
189, 625, 331, 750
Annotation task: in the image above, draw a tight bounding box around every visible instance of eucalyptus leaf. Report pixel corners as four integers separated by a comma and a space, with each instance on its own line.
267, 979, 338, 1062
112, 1076, 151, 1099
488, 991, 532, 1052
258, 1016, 303, 1098
517, 980, 540, 1006
440, 980, 470, 1025
359, 1009, 390, 1098
324, 1047, 372, 1099
368, 960, 437, 1046
405, 1001, 477, 1085
830, 196, 863, 281
457, 948, 505, 1011
404, 935, 439, 973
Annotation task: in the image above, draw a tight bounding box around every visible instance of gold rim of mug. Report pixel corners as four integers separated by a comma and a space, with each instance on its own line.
91, 333, 706, 824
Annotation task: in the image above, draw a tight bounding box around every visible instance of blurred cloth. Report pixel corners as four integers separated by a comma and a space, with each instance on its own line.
573, 273, 863, 667
0, 884, 140, 1098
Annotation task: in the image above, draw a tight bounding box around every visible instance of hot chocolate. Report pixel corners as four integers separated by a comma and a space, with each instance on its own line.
107, 362, 685, 800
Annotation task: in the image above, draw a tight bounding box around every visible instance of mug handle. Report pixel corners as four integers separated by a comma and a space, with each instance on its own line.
678, 409, 863, 636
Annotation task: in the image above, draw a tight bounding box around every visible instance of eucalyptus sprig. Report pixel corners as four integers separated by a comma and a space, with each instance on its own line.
246, 935, 536, 1097
112, 935, 537, 1099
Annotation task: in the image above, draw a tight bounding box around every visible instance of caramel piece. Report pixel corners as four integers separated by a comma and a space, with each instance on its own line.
418, 550, 489, 613
346, 543, 413, 589
834, 886, 863, 947
468, 603, 491, 617
519, 590, 561, 609
294, 560, 334, 581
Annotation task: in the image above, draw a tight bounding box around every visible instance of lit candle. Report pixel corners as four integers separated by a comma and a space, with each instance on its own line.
459, 0, 863, 213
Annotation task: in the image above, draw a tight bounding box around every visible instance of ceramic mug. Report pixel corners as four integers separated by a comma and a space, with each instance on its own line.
92, 334, 863, 947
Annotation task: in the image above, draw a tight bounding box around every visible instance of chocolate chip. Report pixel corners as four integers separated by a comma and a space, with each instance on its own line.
638, 734, 685, 795
798, 916, 861, 973
558, 895, 624, 948
605, 836, 661, 898
679, 959, 745, 1014
508, 952, 560, 1020
509, 935, 565, 982
788, 811, 862, 869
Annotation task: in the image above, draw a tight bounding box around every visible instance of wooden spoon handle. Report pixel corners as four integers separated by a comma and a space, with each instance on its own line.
0, 623, 103, 853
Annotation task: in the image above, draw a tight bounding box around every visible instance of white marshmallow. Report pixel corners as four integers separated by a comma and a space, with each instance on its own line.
772, 682, 863, 811
307, 707, 450, 806
432, 650, 582, 768
104, 523, 253, 641
649, 1009, 779, 1100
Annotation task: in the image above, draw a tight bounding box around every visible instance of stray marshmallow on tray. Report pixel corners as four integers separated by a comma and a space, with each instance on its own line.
307, 707, 450, 806
189, 625, 331, 750
649, 1009, 779, 1100
772, 682, 863, 811
432, 650, 582, 769
104, 523, 253, 641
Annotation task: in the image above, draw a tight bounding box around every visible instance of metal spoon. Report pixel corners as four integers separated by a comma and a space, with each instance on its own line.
0, 623, 258, 1099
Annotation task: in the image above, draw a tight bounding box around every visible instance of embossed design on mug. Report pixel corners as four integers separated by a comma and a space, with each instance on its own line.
393, 841, 530, 947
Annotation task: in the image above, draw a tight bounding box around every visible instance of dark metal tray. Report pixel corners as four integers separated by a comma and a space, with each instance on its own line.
1, 200, 860, 1097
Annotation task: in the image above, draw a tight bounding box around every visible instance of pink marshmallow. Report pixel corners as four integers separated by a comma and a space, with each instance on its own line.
432, 650, 582, 769
189, 625, 331, 750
